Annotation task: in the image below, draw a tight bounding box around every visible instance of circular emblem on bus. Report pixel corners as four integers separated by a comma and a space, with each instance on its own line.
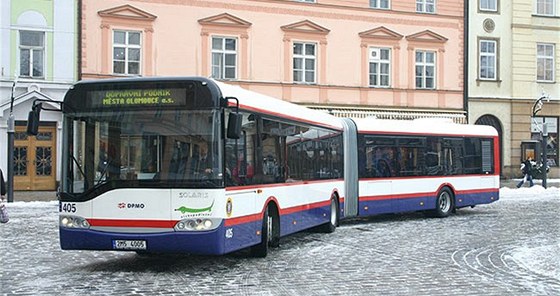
226, 198, 233, 217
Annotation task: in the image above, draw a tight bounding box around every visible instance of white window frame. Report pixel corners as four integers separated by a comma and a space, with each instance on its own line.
19, 30, 45, 79
296, 0, 316, 3
536, 0, 555, 16
293, 42, 317, 84
537, 43, 555, 82
415, 50, 436, 89
211, 36, 238, 80
479, 40, 497, 80
416, 0, 436, 13
112, 30, 142, 75
369, 47, 391, 87
370, 0, 390, 9
480, 0, 498, 12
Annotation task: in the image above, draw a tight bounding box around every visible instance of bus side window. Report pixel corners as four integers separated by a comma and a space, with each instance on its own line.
225, 111, 256, 186
424, 137, 442, 176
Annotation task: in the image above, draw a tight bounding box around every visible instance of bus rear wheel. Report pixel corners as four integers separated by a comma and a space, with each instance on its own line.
319, 197, 339, 233
432, 188, 454, 218
250, 204, 279, 257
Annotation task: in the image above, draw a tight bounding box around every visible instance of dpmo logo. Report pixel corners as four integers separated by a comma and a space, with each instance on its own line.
118, 202, 145, 209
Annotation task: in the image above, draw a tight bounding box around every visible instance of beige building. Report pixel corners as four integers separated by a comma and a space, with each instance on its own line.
468, 0, 559, 179
80, 0, 467, 122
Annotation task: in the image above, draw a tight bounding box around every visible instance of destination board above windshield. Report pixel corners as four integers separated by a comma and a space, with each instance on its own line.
87, 88, 191, 109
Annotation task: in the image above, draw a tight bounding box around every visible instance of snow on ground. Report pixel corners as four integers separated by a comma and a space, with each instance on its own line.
511, 243, 560, 281
500, 183, 559, 202
4, 200, 58, 208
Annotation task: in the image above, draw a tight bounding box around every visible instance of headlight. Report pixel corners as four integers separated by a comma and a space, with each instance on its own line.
174, 218, 221, 231
60, 215, 90, 229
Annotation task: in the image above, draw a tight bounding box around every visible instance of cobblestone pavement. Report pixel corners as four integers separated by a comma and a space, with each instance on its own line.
1, 188, 559, 296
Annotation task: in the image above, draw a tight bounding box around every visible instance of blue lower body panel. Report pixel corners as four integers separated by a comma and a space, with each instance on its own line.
60, 226, 226, 255
456, 190, 499, 208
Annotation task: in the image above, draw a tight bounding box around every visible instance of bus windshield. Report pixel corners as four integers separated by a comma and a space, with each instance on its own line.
63, 108, 223, 195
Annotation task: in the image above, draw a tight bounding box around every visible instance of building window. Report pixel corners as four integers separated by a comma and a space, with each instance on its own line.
370, 0, 390, 9
113, 30, 141, 75
531, 116, 559, 167
19, 30, 45, 78
480, 40, 497, 80
293, 42, 316, 83
416, 0, 436, 13
480, 0, 498, 12
211, 37, 237, 80
415, 50, 436, 89
537, 43, 555, 82
369, 48, 391, 87
536, 0, 555, 15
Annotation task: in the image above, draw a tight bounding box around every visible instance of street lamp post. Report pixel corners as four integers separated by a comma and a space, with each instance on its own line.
542, 123, 548, 189
6, 81, 16, 203
532, 93, 548, 189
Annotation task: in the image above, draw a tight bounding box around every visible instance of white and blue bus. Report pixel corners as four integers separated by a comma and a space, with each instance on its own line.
27, 77, 499, 257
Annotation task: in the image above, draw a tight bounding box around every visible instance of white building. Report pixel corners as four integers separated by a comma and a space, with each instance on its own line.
0, 0, 77, 190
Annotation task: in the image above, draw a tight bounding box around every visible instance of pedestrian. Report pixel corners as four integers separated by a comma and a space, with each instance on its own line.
0, 168, 8, 223
517, 157, 535, 188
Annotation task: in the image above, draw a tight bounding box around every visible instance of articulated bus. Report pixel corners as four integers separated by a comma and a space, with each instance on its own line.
27, 77, 499, 257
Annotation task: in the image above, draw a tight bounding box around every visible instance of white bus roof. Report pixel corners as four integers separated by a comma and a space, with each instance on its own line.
354, 117, 498, 137
214, 80, 344, 131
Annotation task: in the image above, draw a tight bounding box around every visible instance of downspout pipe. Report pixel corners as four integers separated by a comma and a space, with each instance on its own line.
464, 0, 470, 123
78, 0, 82, 81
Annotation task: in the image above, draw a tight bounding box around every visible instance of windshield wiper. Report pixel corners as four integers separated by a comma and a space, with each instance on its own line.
72, 155, 88, 188
95, 160, 111, 185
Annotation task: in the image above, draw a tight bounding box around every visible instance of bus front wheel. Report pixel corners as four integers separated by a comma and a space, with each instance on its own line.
250, 203, 279, 257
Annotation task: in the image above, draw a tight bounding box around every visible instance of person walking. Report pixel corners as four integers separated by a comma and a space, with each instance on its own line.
0, 168, 8, 223
517, 157, 535, 188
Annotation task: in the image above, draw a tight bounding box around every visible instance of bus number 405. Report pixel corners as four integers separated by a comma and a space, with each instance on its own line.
60, 203, 77, 213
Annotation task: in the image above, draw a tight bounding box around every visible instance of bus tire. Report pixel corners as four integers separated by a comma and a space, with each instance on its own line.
433, 187, 454, 218
250, 204, 279, 257
319, 196, 339, 233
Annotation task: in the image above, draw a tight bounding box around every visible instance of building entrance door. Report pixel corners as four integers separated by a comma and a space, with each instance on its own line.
14, 125, 57, 191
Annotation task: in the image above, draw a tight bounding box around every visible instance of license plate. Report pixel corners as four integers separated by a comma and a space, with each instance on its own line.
113, 240, 147, 250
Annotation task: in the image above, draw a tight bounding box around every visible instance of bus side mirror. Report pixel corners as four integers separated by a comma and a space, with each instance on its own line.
27, 103, 42, 136
227, 112, 242, 139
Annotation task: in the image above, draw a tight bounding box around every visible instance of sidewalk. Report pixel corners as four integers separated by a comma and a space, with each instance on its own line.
12, 191, 57, 202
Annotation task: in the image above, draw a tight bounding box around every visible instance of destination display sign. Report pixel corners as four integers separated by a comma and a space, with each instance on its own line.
87, 88, 189, 109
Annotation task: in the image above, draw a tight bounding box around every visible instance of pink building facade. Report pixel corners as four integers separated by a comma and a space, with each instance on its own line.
81, 0, 465, 121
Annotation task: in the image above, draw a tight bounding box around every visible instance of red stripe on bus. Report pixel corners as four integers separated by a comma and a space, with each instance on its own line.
88, 219, 176, 228
494, 136, 501, 176
224, 199, 333, 227
456, 188, 499, 195
361, 192, 430, 202
224, 213, 262, 227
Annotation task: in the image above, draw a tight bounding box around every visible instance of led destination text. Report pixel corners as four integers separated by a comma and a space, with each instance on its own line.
102, 89, 176, 106
87, 88, 189, 108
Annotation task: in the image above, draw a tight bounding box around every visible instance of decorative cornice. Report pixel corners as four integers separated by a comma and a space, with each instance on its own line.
198, 13, 252, 28
281, 19, 330, 35
358, 26, 403, 40
512, 23, 560, 31
98, 4, 157, 21
406, 30, 448, 43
